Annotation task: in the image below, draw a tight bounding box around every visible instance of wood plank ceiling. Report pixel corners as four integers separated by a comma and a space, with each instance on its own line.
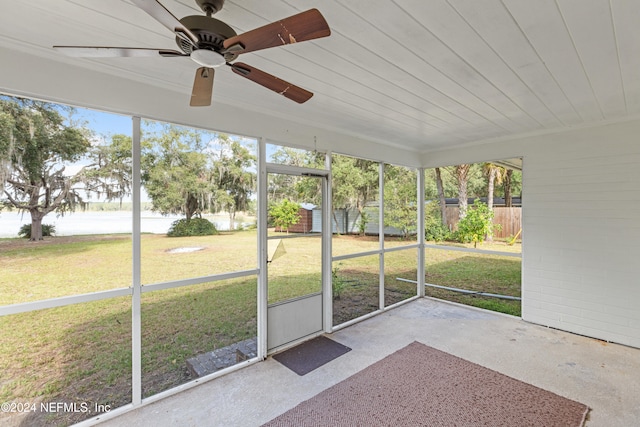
1, 0, 639, 155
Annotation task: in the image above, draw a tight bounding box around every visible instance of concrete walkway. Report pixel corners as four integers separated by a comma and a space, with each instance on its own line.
98, 298, 640, 427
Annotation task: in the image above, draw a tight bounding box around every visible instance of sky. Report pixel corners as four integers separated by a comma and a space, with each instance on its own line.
68, 105, 262, 149
76, 108, 133, 138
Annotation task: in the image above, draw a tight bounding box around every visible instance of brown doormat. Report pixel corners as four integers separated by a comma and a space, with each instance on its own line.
263, 341, 589, 426
272, 336, 352, 376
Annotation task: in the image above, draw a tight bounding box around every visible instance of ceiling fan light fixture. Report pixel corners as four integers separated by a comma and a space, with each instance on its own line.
191, 49, 226, 67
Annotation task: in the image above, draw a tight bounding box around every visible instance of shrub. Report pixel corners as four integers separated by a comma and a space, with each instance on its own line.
269, 199, 301, 233
455, 200, 500, 247
167, 218, 218, 237
332, 265, 347, 300
18, 223, 56, 238
424, 202, 450, 242
450, 229, 471, 243
425, 217, 450, 242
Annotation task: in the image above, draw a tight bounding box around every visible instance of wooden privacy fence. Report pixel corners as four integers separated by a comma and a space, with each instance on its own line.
444, 207, 522, 239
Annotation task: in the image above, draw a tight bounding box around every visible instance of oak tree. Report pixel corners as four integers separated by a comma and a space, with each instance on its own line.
0, 97, 130, 240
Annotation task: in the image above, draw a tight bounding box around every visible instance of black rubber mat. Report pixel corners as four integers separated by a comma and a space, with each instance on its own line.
273, 336, 352, 376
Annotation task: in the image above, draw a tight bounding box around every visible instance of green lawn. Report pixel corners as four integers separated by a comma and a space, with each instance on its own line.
423, 246, 522, 316
0, 231, 521, 426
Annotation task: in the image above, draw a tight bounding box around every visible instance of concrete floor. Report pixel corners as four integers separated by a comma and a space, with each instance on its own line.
99, 298, 640, 427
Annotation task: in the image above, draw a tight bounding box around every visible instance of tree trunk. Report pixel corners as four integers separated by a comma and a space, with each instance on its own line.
29, 210, 45, 241
358, 208, 367, 236
434, 167, 447, 227
455, 164, 470, 219
487, 168, 495, 212
486, 168, 496, 242
228, 210, 235, 230
504, 169, 513, 207
332, 210, 342, 235
185, 193, 198, 220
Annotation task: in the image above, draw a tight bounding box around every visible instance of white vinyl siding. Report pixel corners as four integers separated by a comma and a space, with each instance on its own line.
424, 119, 640, 348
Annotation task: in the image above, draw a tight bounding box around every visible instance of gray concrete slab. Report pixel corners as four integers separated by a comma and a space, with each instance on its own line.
98, 298, 640, 427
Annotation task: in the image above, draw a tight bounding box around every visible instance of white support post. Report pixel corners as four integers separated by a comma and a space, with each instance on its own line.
131, 116, 142, 406
379, 162, 385, 309
323, 151, 333, 333
417, 168, 425, 297
257, 137, 268, 359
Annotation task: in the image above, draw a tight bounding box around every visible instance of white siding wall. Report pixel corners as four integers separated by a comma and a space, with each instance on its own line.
423, 119, 640, 348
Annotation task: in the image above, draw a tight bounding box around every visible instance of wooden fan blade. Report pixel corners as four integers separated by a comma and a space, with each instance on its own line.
131, 0, 199, 46
191, 67, 214, 107
230, 62, 313, 104
223, 9, 330, 55
53, 46, 186, 58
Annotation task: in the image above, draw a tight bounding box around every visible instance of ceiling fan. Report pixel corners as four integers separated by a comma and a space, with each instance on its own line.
54, 0, 330, 106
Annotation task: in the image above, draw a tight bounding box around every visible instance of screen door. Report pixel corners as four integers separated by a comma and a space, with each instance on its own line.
266, 169, 327, 351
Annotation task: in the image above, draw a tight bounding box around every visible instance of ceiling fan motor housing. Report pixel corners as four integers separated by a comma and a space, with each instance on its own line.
196, 0, 225, 15
177, 15, 239, 61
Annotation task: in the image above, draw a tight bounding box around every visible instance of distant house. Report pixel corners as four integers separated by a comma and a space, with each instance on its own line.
443, 197, 522, 207
281, 197, 522, 237
311, 203, 414, 237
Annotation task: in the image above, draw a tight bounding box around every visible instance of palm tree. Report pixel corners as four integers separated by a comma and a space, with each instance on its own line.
483, 163, 506, 212
454, 164, 471, 219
